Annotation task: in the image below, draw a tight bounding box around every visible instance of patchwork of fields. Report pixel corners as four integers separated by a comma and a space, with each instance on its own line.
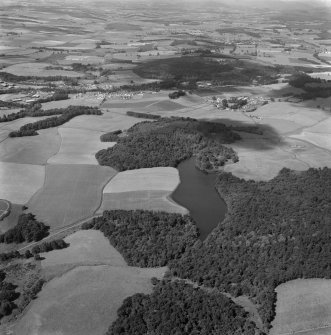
15, 230, 167, 335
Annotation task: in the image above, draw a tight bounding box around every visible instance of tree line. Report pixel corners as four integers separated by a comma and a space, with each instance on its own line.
289, 72, 331, 99
0, 213, 49, 244
169, 167, 331, 328
109, 280, 259, 335
7, 105, 101, 137
82, 210, 199, 267
96, 117, 239, 172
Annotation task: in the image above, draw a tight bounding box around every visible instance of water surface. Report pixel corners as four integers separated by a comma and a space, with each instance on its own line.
171, 157, 227, 240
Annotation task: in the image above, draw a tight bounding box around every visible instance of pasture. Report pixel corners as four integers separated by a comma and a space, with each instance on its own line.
28, 164, 116, 230
61, 110, 146, 132
270, 279, 331, 335
103, 167, 180, 193
48, 128, 112, 165
0, 128, 61, 165
2, 62, 81, 77
15, 265, 166, 335
42, 94, 102, 110
100, 167, 186, 214
0, 162, 45, 204
290, 131, 331, 152
99, 190, 188, 215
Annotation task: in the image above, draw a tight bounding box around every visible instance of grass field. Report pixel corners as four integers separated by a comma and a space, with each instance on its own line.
0, 203, 22, 234
28, 164, 116, 230
48, 128, 112, 165
99, 190, 188, 215
0, 162, 45, 204
103, 167, 180, 193
145, 99, 185, 112
100, 167, 186, 214
270, 279, 331, 335
15, 264, 166, 335
102, 100, 159, 109
223, 136, 309, 180
61, 111, 143, 132
2, 62, 81, 77
0, 128, 61, 165
42, 95, 102, 110
42, 230, 126, 269
290, 131, 331, 152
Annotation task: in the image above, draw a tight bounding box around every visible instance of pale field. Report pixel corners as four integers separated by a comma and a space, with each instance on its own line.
224, 141, 308, 180
41, 230, 127, 270
0, 128, 61, 165
2, 62, 81, 77
102, 99, 159, 109
99, 190, 188, 215
270, 279, 331, 335
306, 116, 331, 133
290, 131, 331, 152
28, 164, 116, 230
0, 162, 45, 204
188, 100, 331, 181
249, 102, 329, 135
41, 95, 102, 110
48, 127, 113, 165
61, 110, 145, 132
144, 99, 185, 112
103, 167, 180, 193
15, 264, 166, 335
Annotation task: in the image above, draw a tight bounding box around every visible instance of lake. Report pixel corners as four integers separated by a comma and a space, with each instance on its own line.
171, 157, 227, 240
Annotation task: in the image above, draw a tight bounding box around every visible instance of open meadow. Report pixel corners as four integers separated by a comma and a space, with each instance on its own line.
100, 167, 187, 214
14, 229, 167, 335
0, 128, 61, 165
2, 62, 81, 77
48, 127, 112, 165
270, 279, 331, 335
14, 265, 166, 335
27, 164, 116, 230
103, 167, 180, 193
61, 110, 143, 132
99, 190, 188, 215
0, 162, 45, 204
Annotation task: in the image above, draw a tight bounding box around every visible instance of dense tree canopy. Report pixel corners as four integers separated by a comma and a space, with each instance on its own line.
289, 72, 331, 99
82, 210, 199, 267
109, 280, 258, 335
7, 105, 101, 137
96, 118, 239, 171
170, 167, 331, 327
0, 213, 49, 244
